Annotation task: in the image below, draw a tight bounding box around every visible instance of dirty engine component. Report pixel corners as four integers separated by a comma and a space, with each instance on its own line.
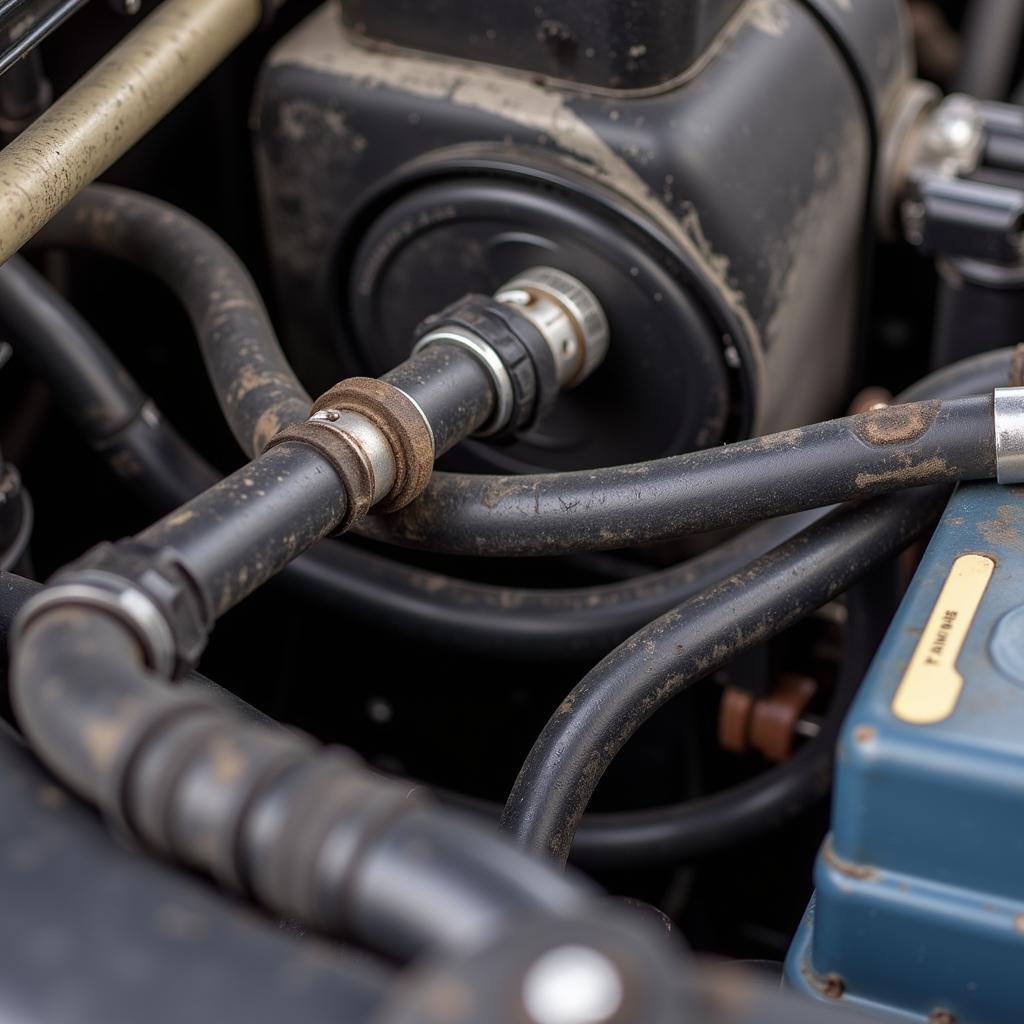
1, 1, 1024, 1023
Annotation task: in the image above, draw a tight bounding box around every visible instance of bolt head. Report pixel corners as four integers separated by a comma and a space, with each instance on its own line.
496, 288, 533, 308
522, 945, 624, 1024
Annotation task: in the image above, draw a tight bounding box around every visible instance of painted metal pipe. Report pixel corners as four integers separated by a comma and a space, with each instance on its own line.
0, 0, 261, 264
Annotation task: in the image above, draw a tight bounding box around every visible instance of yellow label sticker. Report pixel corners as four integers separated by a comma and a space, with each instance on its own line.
892, 553, 995, 725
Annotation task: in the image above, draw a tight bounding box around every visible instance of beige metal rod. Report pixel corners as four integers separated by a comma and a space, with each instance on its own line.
0, 0, 262, 264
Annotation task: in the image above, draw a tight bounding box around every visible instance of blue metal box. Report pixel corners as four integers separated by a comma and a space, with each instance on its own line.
786, 482, 1024, 1022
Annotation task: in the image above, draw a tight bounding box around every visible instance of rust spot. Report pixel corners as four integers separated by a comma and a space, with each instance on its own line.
479, 475, 533, 511
800, 959, 846, 1000
306, 377, 435, 513
854, 455, 952, 492
747, 426, 804, 455
852, 724, 876, 744
252, 401, 305, 454
821, 974, 845, 1000
252, 408, 283, 452
266, 419, 374, 531
978, 503, 1024, 552
822, 837, 879, 881
853, 401, 939, 447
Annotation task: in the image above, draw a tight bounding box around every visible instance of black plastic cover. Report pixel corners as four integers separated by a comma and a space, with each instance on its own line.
339, 0, 745, 91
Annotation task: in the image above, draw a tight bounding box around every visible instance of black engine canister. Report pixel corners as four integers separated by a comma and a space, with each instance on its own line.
254, 0, 909, 472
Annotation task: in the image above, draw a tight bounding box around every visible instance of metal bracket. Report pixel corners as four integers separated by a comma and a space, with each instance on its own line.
898, 93, 1024, 264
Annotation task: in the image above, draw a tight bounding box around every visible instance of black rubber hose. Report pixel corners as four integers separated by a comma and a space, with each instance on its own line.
134, 441, 347, 620
7, 292, 595, 959
569, 559, 900, 867
381, 344, 495, 458
503, 354, 1013, 865
32, 185, 311, 455
956, 0, 1024, 100
365, 350, 1008, 558
2, 251, 1010, 671
0, 253, 225, 509
12, 606, 591, 961
0, 256, 145, 437
499, 485, 947, 864
358, 397, 995, 556
428, 350, 1014, 862
0, 251, 815, 659
0, 572, 590, 963
29, 185, 1002, 561
278, 515, 818, 659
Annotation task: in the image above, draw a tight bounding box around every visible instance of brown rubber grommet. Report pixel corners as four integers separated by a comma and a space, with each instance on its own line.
718, 687, 755, 754
265, 421, 374, 532
310, 378, 435, 513
749, 674, 818, 763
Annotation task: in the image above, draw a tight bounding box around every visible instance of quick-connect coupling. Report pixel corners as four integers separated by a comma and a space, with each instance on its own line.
494, 266, 610, 390
412, 266, 609, 438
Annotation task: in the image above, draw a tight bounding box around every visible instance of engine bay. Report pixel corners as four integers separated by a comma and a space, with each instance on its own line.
0, 1, 1022, 1021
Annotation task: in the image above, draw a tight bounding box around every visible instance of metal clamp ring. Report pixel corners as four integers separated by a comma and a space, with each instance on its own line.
412, 328, 515, 436
14, 578, 177, 677
994, 387, 1024, 484
309, 409, 397, 505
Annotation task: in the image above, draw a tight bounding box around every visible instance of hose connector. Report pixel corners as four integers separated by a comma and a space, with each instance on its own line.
13, 540, 211, 678
412, 294, 555, 437
264, 377, 436, 528
413, 267, 609, 437
495, 266, 610, 390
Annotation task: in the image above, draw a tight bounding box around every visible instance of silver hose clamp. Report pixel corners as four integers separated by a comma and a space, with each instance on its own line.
412, 328, 515, 436
495, 266, 610, 389
994, 387, 1024, 484
309, 408, 397, 505
14, 576, 177, 677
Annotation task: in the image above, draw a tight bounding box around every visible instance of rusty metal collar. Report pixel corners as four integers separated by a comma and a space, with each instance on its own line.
265, 376, 436, 531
